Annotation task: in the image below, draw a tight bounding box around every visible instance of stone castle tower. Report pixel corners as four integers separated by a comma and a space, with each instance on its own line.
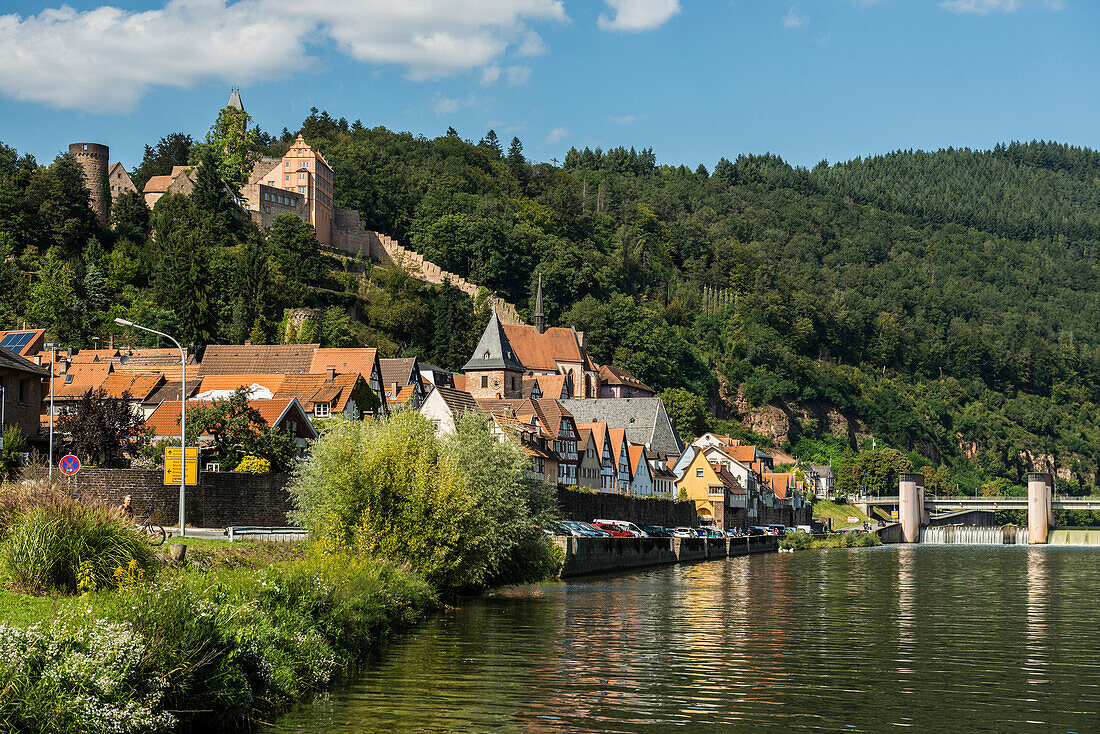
68, 142, 110, 225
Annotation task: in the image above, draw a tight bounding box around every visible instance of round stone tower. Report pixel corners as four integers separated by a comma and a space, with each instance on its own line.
68, 142, 110, 225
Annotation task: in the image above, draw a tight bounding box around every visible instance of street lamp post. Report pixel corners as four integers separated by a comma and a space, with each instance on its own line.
114, 319, 187, 537
45, 342, 60, 482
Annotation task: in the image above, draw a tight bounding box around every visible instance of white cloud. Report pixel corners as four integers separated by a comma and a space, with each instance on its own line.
609, 114, 635, 124
597, 0, 680, 32
940, 0, 1061, 13
434, 94, 460, 116
0, 0, 567, 112
783, 4, 808, 28
545, 126, 568, 143
480, 65, 502, 86
506, 65, 532, 85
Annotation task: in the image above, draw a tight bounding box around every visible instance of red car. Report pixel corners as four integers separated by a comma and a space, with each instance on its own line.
594, 522, 632, 537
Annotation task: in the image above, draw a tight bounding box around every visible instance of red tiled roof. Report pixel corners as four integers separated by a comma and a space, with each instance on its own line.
310, 348, 378, 377
145, 398, 310, 438
200, 344, 318, 375
501, 324, 591, 372
598, 364, 652, 392
143, 175, 173, 193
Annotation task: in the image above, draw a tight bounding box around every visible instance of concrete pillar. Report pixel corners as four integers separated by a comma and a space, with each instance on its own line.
899, 473, 924, 543
1028, 472, 1052, 544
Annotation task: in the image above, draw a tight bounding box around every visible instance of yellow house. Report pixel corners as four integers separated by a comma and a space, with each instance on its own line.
675, 448, 745, 529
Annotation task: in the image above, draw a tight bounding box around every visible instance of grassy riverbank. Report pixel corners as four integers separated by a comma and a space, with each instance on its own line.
812, 500, 871, 529
779, 530, 882, 551
0, 544, 435, 734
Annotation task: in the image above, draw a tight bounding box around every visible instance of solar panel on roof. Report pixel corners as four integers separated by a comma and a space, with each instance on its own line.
0, 332, 34, 351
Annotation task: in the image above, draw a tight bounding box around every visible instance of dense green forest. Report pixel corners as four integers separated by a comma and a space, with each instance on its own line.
2, 104, 1100, 499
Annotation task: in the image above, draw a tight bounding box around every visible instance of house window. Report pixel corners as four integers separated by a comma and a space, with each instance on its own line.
481, 375, 488, 389
299, 172, 306, 180
696, 468, 704, 477
285, 161, 290, 168
298, 186, 305, 194
18, 379, 27, 404
315, 403, 331, 418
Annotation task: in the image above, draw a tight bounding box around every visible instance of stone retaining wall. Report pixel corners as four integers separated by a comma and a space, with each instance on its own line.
67, 468, 293, 529
557, 488, 698, 528
555, 535, 777, 577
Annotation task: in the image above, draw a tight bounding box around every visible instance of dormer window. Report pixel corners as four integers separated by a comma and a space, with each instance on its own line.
483, 351, 490, 360
314, 402, 331, 418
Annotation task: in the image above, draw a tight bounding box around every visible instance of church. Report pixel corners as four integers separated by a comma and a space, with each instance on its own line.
462, 277, 600, 400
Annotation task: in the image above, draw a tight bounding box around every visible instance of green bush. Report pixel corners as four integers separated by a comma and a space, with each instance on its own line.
289, 410, 559, 593
779, 530, 813, 550
0, 485, 155, 595
0, 551, 434, 734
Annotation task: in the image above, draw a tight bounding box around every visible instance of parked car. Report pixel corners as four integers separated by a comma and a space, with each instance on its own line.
541, 520, 572, 537
594, 519, 648, 537
593, 522, 633, 537
573, 521, 612, 537
747, 526, 768, 536
670, 527, 695, 538
639, 524, 670, 538
767, 524, 788, 535
701, 527, 724, 538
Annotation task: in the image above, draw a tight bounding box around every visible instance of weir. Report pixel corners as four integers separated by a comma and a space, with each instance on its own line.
892, 472, 1055, 545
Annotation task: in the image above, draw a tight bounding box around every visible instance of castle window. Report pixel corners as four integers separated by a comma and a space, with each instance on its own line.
285, 161, 290, 168
481, 375, 488, 389
285, 175, 290, 182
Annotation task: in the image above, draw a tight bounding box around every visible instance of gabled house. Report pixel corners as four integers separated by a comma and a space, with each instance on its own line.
419, 385, 479, 433
561, 397, 685, 460
145, 397, 318, 450
575, 426, 603, 490
513, 399, 579, 487
627, 444, 654, 497
576, 421, 617, 492
608, 427, 631, 493
0, 346, 49, 442
491, 413, 559, 485
648, 450, 677, 498
597, 364, 654, 398
379, 357, 427, 409
675, 449, 747, 530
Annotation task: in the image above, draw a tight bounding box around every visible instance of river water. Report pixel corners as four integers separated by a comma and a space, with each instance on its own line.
277, 546, 1100, 732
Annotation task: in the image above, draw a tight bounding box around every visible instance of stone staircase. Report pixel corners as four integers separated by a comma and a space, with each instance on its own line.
330, 208, 522, 324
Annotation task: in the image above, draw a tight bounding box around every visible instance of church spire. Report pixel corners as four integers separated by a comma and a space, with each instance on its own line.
534, 274, 546, 334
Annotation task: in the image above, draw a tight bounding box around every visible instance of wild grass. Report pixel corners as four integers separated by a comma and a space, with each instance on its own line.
0, 483, 155, 595
779, 529, 883, 551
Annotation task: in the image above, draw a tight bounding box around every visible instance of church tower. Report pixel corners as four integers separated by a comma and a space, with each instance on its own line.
463, 308, 526, 399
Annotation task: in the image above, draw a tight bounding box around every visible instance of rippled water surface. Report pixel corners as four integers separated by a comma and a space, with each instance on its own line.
278, 547, 1100, 732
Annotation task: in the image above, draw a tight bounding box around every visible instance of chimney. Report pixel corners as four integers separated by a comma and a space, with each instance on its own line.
326, 366, 336, 382
33, 355, 41, 366
391, 382, 400, 397
109, 333, 114, 350
60, 358, 68, 375
534, 274, 546, 335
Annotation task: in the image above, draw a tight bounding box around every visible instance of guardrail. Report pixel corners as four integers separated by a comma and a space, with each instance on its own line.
856, 496, 1100, 511
227, 526, 308, 542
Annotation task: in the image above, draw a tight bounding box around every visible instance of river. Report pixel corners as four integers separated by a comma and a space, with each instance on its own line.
277, 546, 1100, 732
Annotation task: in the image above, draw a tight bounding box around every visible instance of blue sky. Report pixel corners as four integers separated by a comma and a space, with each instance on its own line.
0, 0, 1095, 170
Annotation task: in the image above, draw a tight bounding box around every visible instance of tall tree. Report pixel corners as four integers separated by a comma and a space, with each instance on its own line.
203, 106, 261, 189
57, 389, 143, 466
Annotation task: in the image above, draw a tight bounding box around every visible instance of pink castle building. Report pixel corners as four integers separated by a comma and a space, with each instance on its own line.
247, 135, 335, 246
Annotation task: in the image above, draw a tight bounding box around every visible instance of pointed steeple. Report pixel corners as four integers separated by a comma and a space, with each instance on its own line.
227, 87, 243, 110
534, 274, 546, 334
462, 308, 525, 372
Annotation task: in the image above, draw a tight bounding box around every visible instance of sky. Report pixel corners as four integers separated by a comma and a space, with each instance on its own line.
0, 0, 1096, 171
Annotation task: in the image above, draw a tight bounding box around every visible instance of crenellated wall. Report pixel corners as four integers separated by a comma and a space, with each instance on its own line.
329, 208, 522, 324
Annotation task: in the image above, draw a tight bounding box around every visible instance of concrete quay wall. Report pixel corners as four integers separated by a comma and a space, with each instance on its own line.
555, 535, 778, 577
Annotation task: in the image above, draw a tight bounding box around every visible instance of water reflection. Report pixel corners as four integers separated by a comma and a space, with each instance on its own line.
278, 547, 1100, 733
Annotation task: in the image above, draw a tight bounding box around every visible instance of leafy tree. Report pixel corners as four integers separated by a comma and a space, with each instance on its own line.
267, 214, 322, 292
190, 147, 235, 223
320, 306, 354, 348
478, 130, 502, 159
288, 410, 556, 592
203, 106, 262, 189
187, 387, 300, 471
660, 387, 709, 441
852, 448, 913, 496
56, 389, 143, 466
430, 280, 478, 370
131, 132, 193, 192
29, 248, 78, 343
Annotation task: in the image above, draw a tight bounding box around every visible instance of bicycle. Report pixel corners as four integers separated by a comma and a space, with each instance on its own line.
135, 510, 166, 546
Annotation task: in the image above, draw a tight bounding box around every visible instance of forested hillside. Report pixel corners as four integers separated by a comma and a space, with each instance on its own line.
2, 107, 1099, 497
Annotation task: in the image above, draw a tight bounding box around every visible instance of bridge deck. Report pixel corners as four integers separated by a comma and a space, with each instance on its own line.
858, 496, 1100, 511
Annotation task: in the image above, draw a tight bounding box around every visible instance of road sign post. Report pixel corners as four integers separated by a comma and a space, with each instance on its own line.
59, 454, 81, 477
164, 447, 199, 486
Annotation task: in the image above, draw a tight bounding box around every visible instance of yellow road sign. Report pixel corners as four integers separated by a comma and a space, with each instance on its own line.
164, 446, 200, 485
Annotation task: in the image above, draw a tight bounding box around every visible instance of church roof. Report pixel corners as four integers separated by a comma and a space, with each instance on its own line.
561, 397, 685, 458
501, 324, 591, 371
463, 310, 525, 372
228, 88, 243, 110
